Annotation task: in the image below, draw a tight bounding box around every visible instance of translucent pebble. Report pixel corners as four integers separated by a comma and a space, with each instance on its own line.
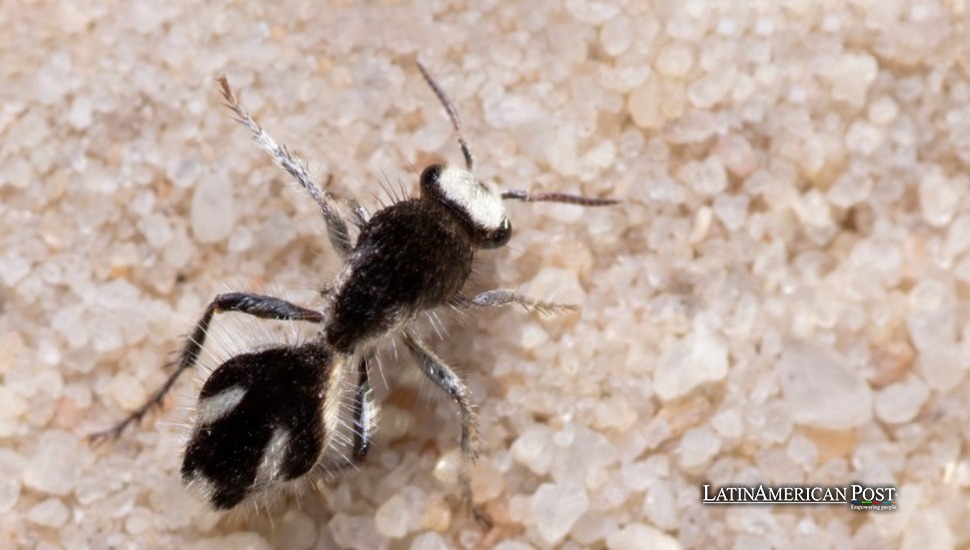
27, 498, 70, 528
470, 461, 505, 503
677, 426, 721, 472
712, 194, 749, 231
643, 478, 678, 530
483, 94, 539, 129
329, 514, 387, 550
599, 17, 632, 56
528, 267, 586, 306
375, 494, 411, 538
687, 66, 736, 108
606, 523, 680, 550
875, 376, 929, 424
778, 342, 872, 429
138, 213, 174, 249
531, 483, 589, 544
844, 121, 884, 156
827, 52, 878, 107
628, 80, 663, 129
918, 167, 959, 227
68, 95, 93, 129
786, 434, 818, 470
656, 42, 694, 78
410, 532, 449, 550
571, 511, 617, 546
711, 408, 742, 440
827, 170, 873, 208
0, 476, 20, 513
868, 96, 899, 125
678, 156, 727, 197
714, 135, 756, 178
945, 214, 970, 258
0, 252, 31, 287
654, 328, 729, 400
565, 0, 620, 24
23, 430, 81, 496
0, 386, 27, 437
109, 372, 147, 411
191, 175, 236, 243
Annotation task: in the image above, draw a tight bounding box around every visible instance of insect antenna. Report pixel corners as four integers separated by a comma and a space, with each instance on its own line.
417, 62, 475, 171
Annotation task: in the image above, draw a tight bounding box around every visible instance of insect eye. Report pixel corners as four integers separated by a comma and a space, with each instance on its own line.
419, 164, 445, 198
482, 216, 512, 248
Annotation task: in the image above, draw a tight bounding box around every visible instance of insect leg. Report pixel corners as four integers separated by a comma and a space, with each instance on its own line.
403, 332, 492, 527
217, 76, 357, 258
351, 357, 376, 464
88, 292, 324, 442
456, 289, 579, 315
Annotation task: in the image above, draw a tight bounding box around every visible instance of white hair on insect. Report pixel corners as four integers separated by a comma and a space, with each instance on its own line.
436, 166, 506, 230
195, 385, 247, 426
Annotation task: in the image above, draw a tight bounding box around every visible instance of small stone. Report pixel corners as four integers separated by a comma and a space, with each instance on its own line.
68, 95, 93, 129
677, 156, 727, 197
687, 66, 736, 108
565, 0, 620, 24
786, 434, 818, 470
677, 426, 721, 472
599, 16, 632, 56
656, 42, 694, 78
844, 120, 884, 156
23, 430, 81, 496
138, 213, 174, 249
374, 497, 407, 539
642, 478, 678, 530
712, 193, 749, 231
826, 52, 878, 107
329, 514, 387, 550
27, 498, 70, 528
654, 328, 729, 401
531, 483, 589, 544
410, 532, 449, 550
606, 523, 681, 550
109, 373, 148, 412
713, 135, 757, 178
778, 342, 872, 429
868, 96, 899, 125
571, 511, 617, 546
483, 94, 539, 129
918, 167, 959, 227
875, 376, 930, 424
191, 175, 236, 243
628, 80, 663, 129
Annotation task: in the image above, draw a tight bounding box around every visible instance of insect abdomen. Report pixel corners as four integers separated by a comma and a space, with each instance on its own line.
181, 343, 334, 509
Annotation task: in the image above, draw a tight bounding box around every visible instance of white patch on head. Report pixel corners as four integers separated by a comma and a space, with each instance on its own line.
195, 385, 247, 426
255, 426, 291, 484
437, 166, 506, 230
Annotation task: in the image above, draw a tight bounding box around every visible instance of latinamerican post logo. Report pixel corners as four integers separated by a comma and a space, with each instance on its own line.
701, 483, 897, 511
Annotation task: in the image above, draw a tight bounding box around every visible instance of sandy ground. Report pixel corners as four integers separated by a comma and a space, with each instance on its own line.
2, 1, 969, 548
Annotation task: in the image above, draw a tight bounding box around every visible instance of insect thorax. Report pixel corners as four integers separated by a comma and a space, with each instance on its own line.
324, 198, 476, 353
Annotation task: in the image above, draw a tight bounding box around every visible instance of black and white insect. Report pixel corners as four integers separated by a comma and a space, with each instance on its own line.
92, 63, 616, 522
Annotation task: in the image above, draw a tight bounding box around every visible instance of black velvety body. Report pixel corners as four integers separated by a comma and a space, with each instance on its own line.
326, 199, 475, 353
182, 343, 333, 509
